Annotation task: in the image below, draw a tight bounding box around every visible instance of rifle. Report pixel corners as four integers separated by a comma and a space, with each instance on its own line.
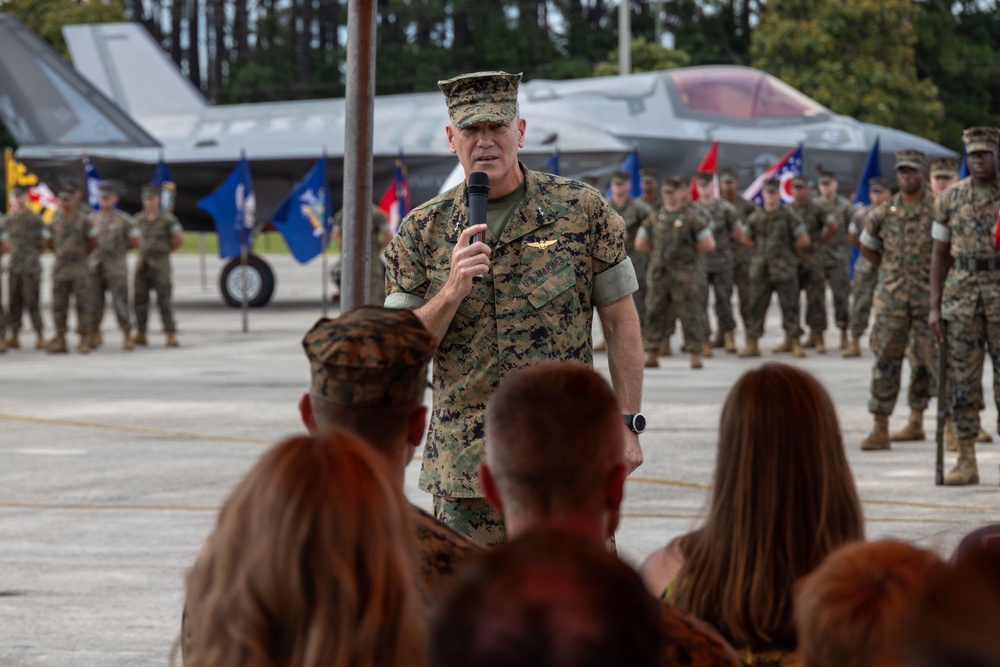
935, 327, 948, 486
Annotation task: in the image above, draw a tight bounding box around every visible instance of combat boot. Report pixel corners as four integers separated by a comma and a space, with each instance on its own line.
90, 330, 103, 349
7, 331, 19, 349
803, 331, 816, 349
891, 408, 925, 441
643, 350, 660, 369
772, 336, 794, 353
690, 352, 703, 369
76, 335, 90, 354
123, 332, 135, 351
0, 337, 7, 353
842, 336, 861, 358
945, 416, 958, 452
34, 330, 46, 350
711, 331, 725, 349
166, 333, 180, 348
738, 337, 761, 358
790, 336, 806, 358
723, 331, 737, 353
944, 439, 979, 485
840, 328, 849, 350
658, 339, 672, 357
976, 426, 993, 443
814, 332, 827, 354
46, 333, 67, 354
134, 330, 148, 346
702, 342, 713, 358
861, 414, 891, 450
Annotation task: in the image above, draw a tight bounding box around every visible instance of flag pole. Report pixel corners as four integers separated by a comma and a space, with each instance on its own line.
240, 149, 249, 333
321, 147, 329, 317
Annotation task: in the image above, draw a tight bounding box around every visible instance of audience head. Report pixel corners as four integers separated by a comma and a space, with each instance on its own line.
795, 540, 949, 667
481, 362, 625, 540
671, 363, 864, 651
429, 530, 665, 667
185, 430, 423, 667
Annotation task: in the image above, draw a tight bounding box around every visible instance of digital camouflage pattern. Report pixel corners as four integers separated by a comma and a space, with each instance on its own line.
333, 205, 391, 305
743, 207, 805, 339
611, 196, 653, 321
302, 307, 435, 407
134, 209, 183, 333
930, 157, 959, 177
3, 209, 47, 334
437, 71, 521, 129
862, 191, 938, 415
788, 200, 829, 333
384, 164, 634, 498
410, 504, 481, 602
641, 203, 711, 351
49, 206, 95, 335
935, 176, 1000, 440
431, 495, 505, 548
962, 126, 999, 154
815, 194, 854, 330
725, 195, 758, 332
658, 604, 743, 667
848, 206, 878, 339
699, 198, 739, 334
90, 210, 138, 332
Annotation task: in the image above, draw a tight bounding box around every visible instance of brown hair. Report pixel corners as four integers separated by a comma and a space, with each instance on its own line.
670, 363, 864, 652
184, 430, 424, 667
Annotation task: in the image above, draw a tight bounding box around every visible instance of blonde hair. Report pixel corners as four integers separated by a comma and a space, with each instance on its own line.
185, 430, 424, 667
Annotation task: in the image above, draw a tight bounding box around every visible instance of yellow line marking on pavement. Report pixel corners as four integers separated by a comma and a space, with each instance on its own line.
0, 413, 270, 445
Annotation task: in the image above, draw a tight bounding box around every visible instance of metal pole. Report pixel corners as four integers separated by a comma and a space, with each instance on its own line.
618, 0, 631, 76
321, 227, 329, 318
935, 328, 948, 485
341, 0, 377, 313
240, 243, 248, 333
198, 232, 208, 291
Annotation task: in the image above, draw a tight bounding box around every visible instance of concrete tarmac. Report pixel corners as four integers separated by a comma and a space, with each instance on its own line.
2, 253, 998, 666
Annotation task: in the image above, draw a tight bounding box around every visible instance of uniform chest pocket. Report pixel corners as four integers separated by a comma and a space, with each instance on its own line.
520, 262, 583, 345
428, 277, 489, 349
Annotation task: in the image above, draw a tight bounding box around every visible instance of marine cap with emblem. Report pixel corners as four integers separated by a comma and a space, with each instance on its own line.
868, 176, 890, 192
929, 157, 958, 177
894, 149, 928, 171
719, 168, 738, 184
962, 126, 999, 154
302, 306, 436, 407
438, 71, 522, 129
660, 175, 685, 192
763, 178, 781, 192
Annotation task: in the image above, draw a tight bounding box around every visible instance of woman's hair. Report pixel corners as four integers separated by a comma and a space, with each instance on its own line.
670, 363, 864, 652
184, 429, 423, 667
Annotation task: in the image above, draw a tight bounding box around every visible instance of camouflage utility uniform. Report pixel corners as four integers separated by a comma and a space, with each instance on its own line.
743, 207, 806, 340
3, 209, 48, 339
50, 207, 96, 338
611, 196, 653, 321
725, 195, 758, 333
134, 209, 183, 335
411, 505, 481, 603
91, 209, 138, 335
699, 198, 739, 337
862, 192, 938, 417
848, 205, 879, 340
384, 164, 636, 544
788, 200, 829, 336
640, 204, 712, 354
815, 193, 854, 331
333, 205, 391, 306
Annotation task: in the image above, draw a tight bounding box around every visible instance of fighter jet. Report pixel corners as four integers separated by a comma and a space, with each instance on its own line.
0, 14, 952, 306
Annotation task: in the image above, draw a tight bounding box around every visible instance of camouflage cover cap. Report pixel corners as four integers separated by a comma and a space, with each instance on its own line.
141, 183, 160, 197
718, 168, 738, 183
610, 170, 630, 184
581, 175, 601, 188
818, 171, 837, 184
763, 177, 781, 191
869, 176, 890, 192
929, 157, 958, 177
639, 167, 659, 182
302, 306, 435, 407
791, 175, 808, 187
894, 149, 928, 171
438, 71, 522, 129
97, 181, 121, 196
962, 126, 999, 154
695, 171, 714, 185
58, 180, 82, 196
661, 175, 685, 191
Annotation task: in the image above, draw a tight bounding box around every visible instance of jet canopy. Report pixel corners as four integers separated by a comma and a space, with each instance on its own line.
668, 66, 830, 119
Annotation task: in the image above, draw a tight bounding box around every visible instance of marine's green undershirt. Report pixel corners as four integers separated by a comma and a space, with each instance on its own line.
485, 179, 527, 241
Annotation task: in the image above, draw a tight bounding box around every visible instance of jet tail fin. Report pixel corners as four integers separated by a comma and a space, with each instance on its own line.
0, 14, 158, 149
64, 22, 207, 120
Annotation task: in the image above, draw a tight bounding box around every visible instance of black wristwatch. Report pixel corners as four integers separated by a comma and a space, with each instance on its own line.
623, 413, 646, 435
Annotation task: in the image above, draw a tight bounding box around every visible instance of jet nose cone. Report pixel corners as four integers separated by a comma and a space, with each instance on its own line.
862, 123, 956, 158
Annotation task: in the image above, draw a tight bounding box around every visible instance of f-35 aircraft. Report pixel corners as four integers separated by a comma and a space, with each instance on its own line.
0, 14, 953, 306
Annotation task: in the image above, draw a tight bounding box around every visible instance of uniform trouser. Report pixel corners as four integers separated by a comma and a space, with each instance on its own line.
93, 266, 132, 332
733, 253, 751, 332
946, 307, 1000, 441
799, 258, 827, 333
134, 261, 176, 333
822, 257, 851, 330
705, 265, 736, 333
905, 329, 936, 409
868, 305, 938, 415
9, 271, 43, 333
632, 254, 648, 324
432, 496, 505, 547
644, 270, 706, 351
746, 270, 801, 339
52, 273, 94, 335
848, 257, 878, 338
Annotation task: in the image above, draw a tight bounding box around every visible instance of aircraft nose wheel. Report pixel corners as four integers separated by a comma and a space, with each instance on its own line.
219, 255, 275, 307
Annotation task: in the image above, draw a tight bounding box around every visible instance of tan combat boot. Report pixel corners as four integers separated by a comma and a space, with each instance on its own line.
0, 336, 6, 353
840, 328, 849, 350
134, 330, 148, 346
46, 333, 67, 354
90, 330, 103, 349
790, 336, 806, 358
945, 416, 958, 452
891, 408, 925, 441
738, 337, 761, 358
7, 331, 19, 349
976, 426, 993, 443
944, 439, 979, 485
690, 352, 703, 369
711, 331, 725, 348
803, 331, 816, 349
35, 330, 46, 350
657, 339, 672, 357
166, 333, 180, 348
643, 350, 660, 369
702, 342, 713, 358
772, 336, 794, 353
861, 414, 891, 450
723, 331, 737, 353
123, 331, 135, 351
76, 335, 90, 354
842, 336, 861, 357
814, 331, 827, 353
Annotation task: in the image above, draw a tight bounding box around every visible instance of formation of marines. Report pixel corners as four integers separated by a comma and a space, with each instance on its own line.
0, 180, 183, 354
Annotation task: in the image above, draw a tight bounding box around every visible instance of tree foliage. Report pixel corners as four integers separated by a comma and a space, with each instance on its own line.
1, 0, 125, 55
593, 36, 690, 76
750, 0, 944, 141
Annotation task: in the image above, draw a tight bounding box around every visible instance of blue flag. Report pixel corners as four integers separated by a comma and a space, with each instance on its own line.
196, 158, 255, 259
271, 157, 331, 264
620, 147, 641, 197
152, 155, 177, 212
958, 148, 969, 179
543, 148, 560, 176
852, 138, 882, 207
82, 154, 102, 210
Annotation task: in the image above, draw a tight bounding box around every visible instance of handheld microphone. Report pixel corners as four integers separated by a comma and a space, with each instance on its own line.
467, 171, 490, 245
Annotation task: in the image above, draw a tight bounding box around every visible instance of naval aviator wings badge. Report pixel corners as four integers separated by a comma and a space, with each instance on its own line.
527, 240, 557, 249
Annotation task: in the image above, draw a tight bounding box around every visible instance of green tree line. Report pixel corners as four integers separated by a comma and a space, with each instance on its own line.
2, 0, 999, 151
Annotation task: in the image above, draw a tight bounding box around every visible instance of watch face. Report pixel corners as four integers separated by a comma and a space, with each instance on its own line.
633, 413, 647, 433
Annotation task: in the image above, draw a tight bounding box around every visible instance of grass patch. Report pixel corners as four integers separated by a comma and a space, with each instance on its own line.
176, 232, 341, 255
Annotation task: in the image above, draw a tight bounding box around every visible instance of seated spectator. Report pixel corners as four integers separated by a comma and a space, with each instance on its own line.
429, 530, 666, 667
641, 363, 864, 666
299, 307, 480, 602
950, 523, 1000, 563
481, 362, 742, 666
794, 540, 950, 667
184, 430, 423, 667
